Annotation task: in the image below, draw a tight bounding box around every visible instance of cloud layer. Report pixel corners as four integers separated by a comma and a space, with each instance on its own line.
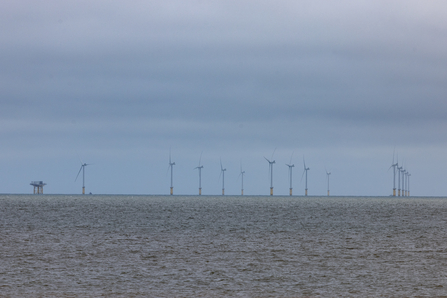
1, 0, 446, 195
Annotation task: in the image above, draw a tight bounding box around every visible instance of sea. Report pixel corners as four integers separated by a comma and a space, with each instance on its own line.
0, 194, 446, 297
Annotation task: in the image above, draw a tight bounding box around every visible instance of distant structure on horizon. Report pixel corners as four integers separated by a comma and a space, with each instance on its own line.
168, 151, 175, 195
30, 181, 46, 194
389, 152, 410, 197
220, 159, 226, 195
195, 152, 204, 195
302, 158, 310, 196
265, 157, 275, 196
75, 158, 92, 195
239, 166, 245, 196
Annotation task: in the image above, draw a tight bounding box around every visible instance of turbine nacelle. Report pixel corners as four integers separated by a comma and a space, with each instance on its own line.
303, 157, 309, 171
220, 158, 226, 172
264, 157, 275, 164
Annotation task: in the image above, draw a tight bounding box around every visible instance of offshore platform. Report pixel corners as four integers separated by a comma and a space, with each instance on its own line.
30, 181, 46, 194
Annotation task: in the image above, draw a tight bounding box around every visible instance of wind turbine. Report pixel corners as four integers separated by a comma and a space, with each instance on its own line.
219, 159, 226, 195
75, 158, 91, 195
397, 164, 402, 196
264, 150, 276, 195
326, 169, 331, 196
168, 150, 175, 195
402, 168, 407, 196
286, 153, 294, 196
389, 152, 398, 196
401, 167, 406, 197
195, 152, 204, 195
404, 171, 409, 197
407, 172, 411, 196
238, 165, 245, 196
302, 158, 310, 196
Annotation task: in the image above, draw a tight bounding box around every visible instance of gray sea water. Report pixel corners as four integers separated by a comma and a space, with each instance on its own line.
0, 194, 446, 297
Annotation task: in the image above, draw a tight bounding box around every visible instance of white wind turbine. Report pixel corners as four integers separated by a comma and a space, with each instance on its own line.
404, 170, 409, 197
402, 168, 407, 196
219, 159, 226, 195
397, 161, 402, 196
400, 164, 406, 197
168, 150, 175, 195
326, 169, 331, 196
302, 157, 310, 196
195, 152, 204, 195
389, 151, 398, 196
286, 153, 294, 196
75, 157, 92, 195
407, 172, 411, 196
238, 164, 245, 196
264, 149, 276, 196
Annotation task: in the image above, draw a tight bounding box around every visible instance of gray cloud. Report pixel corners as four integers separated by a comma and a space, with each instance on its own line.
1, 0, 446, 195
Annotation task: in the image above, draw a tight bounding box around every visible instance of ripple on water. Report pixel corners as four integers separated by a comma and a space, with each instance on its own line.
0, 195, 447, 297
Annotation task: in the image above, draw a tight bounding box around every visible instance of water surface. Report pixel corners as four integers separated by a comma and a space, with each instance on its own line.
1, 195, 446, 297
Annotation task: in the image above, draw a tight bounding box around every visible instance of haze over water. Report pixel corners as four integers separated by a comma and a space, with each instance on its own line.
1, 194, 446, 297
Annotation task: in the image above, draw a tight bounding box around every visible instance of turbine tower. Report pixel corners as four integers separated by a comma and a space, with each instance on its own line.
195, 153, 204, 195
407, 173, 411, 196
401, 167, 406, 197
75, 158, 91, 195
389, 153, 398, 196
405, 170, 408, 196
302, 158, 310, 196
285, 157, 294, 196
220, 159, 226, 195
239, 166, 245, 196
168, 151, 175, 195
326, 170, 331, 196
265, 157, 276, 196
397, 164, 402, 196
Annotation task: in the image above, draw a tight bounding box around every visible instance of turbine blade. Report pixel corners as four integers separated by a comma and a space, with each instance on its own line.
75, 166, 83, 181
199, 151, 203, 166
392, 147, 395, 165
166, 164, 171, 176
271, 147, 276, 161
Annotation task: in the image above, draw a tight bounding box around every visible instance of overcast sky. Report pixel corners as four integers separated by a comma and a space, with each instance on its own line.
1, 0, 447, 196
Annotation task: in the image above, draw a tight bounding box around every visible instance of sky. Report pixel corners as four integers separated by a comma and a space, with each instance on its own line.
1, 0, 447, 196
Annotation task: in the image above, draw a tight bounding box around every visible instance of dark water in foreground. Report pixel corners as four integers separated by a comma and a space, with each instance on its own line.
1, 195, 447, 297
